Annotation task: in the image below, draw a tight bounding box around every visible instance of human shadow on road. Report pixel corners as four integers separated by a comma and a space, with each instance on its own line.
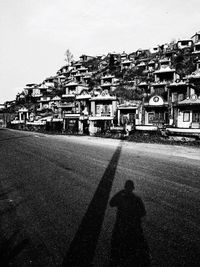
62, 143, 122, 267
109, 180, 151, 267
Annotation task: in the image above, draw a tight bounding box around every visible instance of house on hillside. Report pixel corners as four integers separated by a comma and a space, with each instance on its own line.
62, 83, 89, 133
37, 95, 51, 112
88, 90, 117, 135
120, 51, 128, 61
4, 100, 16, 109
24, 84, 42, 100
191, 32, 200, 56
158, 58, 171, 68
176, 70, 200, 128
121, 59, 133, 70
61, 82, 79, 116
117, 101, 142, 127
49, 96, 61, 114
56, 73, 67, 85
74, 66, 88, 83
17, 107, 29, 123
192, 42, 200, 55
167, 80, 188, 126
76, 89, 91, 134
177, 39, 193, 50
80, 55, 95, 62
150, 46, 160, 54
82, 73, 93, 85
191, 32, 200, 44
70, 69, 78, 79
147, 60, 156, 73
0, 104, 6, 127
37, 83, 52, 95
0, 104, 5, 111
135, 61, 146, 72
57, 65, 69, 75
100, 74, 116, 91
166, 71, 200, 137
43, 77, 57, 89
73, 61, 82, 70
142, 65, 179, 127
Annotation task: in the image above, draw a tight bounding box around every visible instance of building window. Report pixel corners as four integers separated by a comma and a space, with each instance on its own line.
181, 41, 189, 46
178, 94, 184, 102
183, 111, 190, 122
196, 45, 200, 51
154, 87, 164, 95
148, 112, 166, 123
102, 105, 110, 115
172, 92, 178, 102
96, 105, 101, 115
192, 112, 200, 122
148, 112, 154, 123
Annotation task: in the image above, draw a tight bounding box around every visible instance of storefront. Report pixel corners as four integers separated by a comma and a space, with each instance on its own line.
63, 114, 80, 133
117, 102, 141, 126
89, 117, 113, 135
143, 95, 169, 127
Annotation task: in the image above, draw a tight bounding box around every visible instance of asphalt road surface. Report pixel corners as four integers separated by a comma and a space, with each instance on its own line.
0, 128, 200, 266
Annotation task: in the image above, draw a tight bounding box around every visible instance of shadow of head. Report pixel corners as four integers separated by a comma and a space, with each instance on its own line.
124, 180, 135, 193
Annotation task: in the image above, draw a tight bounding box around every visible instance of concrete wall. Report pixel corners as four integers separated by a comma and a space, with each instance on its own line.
177, 110, 192, 128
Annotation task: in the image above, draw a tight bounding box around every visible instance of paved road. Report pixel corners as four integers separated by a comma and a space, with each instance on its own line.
0, 129, 200, 266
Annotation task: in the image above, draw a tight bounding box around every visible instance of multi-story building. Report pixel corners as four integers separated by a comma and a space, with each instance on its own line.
62, 82, 89, 133
191, 32, 200, 56
88, 90, 117, 135
117, 100, 142, 127
121, 59, 133, 70
176, 71, 200, 128
177, 39, 193, 50
76, 89, 91, 134
100, 74, 116, 91
167, 80, 188, 126
37, 95, 51, 111
142, 65, 179, 127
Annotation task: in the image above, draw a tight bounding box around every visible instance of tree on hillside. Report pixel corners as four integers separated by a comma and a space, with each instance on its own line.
113, 86, 143, 101
88, 74, 101, 92
172, 49, 196, 79
123, 66, 147, 82
64, 49, 74, 65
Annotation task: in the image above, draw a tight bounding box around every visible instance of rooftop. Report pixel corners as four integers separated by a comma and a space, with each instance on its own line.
178, 95, 200, 105
66, 81, 78, 87
154, 66, 175, 74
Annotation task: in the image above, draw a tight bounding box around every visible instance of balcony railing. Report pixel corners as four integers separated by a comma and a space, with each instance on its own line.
95, 112, 111, 117
58, 103, 74, 108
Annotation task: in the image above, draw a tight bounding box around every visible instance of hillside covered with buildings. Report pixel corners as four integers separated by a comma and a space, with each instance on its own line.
1, 31, 200, 138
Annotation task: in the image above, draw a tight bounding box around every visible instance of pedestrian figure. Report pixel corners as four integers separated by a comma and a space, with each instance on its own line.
109, 180, 151, 267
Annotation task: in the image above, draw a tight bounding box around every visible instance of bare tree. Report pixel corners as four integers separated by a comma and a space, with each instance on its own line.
64, 49, 74, 65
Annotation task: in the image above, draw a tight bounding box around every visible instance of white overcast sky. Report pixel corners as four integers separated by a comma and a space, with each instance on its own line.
0, 0, 200, 103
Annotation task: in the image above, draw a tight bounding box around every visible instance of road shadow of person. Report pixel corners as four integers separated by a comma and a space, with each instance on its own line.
109, 180, 151, 267
62, 144, 122, 267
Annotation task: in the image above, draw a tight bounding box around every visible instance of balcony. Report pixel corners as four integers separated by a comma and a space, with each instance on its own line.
96, 112, 111, 117
63, 112, 80, 119
39, 97, 51, 102
62, 94, 75, 98
58, 102, 74, 108
171, 94, 186, 104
